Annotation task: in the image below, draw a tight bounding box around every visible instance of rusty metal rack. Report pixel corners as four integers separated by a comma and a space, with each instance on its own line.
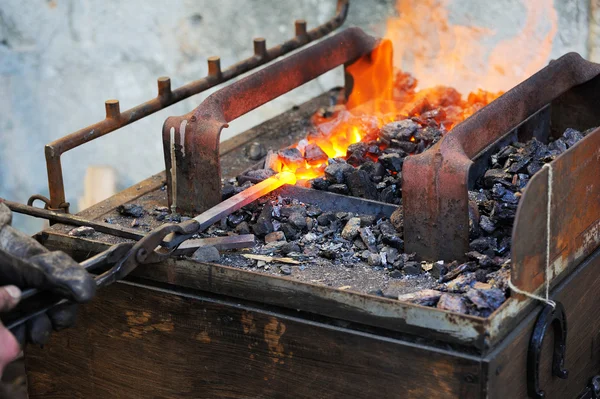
34, 0, 349, 213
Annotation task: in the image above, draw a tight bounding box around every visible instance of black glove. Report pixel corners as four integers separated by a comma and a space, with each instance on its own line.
0, 203, 96, 345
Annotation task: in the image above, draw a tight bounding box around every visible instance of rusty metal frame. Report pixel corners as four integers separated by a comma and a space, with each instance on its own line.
403, 53, 600, 262
36, 0, 349, 213
163, 27, 386, 214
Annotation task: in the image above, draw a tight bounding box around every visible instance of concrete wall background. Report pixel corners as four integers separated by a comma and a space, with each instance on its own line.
0, 0, 591, 233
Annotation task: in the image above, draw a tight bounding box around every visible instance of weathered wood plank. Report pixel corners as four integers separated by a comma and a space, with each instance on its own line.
485, 248, 600, 398
26, 281, 482, 398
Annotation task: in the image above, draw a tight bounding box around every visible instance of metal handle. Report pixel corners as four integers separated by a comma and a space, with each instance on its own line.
163, 27, 384, 214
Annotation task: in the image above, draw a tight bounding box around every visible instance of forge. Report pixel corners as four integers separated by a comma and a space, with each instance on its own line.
13, 1, 600, 398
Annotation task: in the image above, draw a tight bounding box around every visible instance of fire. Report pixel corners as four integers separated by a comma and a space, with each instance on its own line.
270, 0, 557, 185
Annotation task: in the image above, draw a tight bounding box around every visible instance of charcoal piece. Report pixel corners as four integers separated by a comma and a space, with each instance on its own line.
304, 143, 328, 164
379, 221, 404, 250
367, 253, 381, 266
414, 126, 441, 143
191, 246, 220, 263
281, 242, 301, 255
227, 213, 245, 227
517, 174, 530, 190
376, 182, 387, 190
359, 160, 386, 177
346, 153, 365, 167
280, 266, 292, 275
324, 162, 354, 184
382, 147, 408, 157
288, 213, 307, 231
235, 221, 251, 235
379, 186, 399, 204
367, 143, 381, 157
437, 293, 468, 314
278, 147, 304, 169
358, 215, 376, 226
548, 138, 567, 154
311, 177, 330, 191
397, 289, 442, 306
341, 217, 362, 240
445, 272, 477, 292
490, 201, 517, 221
391, 140, 417, 153
280, 223, 299, 240
506, 155, 531, 174
222, 184, 236, 200
336, 212, 350, 221
383, 247, 399, 264
252, 220, 273, 237
327, 184, 349, 195
316, 212, 336, 226
378, 153, 404, 173
430, 261, 447, 279
483, 169, 512, 188
246, 169, 275, 181
379, 120, 418, 142
155, 213, 167, 221
466, 251, 493, 267
390, 206, 404, 233
495, 146, 517, 163
264, 150, 283, 172
470, 237, 497, 254
501, 190, 518, 204
491, 183, 506, 199
265, 231, 286, 243
306, 205, 322, 217
280, 205, 307, 218
389, 270, 403, 278
526, 161, 543, 175
359, 227, 378, 252
346, 169, 378, 200
563, 128, 584, 147
247, 142, 266, 160
479, 215, 496, 233
440, 261, 477, 282
468, 190, 488, 204
497, 236, 511, 255
252, 204, 274, 237
319, 249, 337, 260
465, 286, 506, 311
68, 226, 95, 237
354, 238, 367, 250
346, 142, 368, 158
402, 261, 421, 275
117, 204, 144, 218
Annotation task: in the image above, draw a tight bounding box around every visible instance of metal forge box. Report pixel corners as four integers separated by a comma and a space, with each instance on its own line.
20, 3, 600, 398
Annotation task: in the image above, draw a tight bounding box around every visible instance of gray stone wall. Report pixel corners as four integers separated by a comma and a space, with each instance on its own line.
0, 0, 591, 232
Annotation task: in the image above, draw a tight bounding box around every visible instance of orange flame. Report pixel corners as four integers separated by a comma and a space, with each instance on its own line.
273, 0, 557, 184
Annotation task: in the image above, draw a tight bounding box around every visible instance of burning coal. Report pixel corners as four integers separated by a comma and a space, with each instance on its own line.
263, 0, 558, 189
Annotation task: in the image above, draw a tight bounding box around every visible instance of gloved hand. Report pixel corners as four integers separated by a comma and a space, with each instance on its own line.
0, 202, 96, 349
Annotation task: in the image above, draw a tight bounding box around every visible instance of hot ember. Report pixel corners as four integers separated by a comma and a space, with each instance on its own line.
264, 0, 557, 192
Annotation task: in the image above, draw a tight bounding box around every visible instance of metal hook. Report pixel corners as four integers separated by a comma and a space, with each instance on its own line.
527, 301, 568, 399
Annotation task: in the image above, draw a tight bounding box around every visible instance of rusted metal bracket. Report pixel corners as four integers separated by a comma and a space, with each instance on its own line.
403, 53, 600, 262
36, 0, 349, 214
163, 27, 385, 214
527, 302, 568, 399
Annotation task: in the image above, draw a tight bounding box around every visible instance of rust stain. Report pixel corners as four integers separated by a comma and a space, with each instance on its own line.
264, 317, 288, 364
195, 331, 211, 343
241, 311, 257, 334
121, 310, 174, 338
